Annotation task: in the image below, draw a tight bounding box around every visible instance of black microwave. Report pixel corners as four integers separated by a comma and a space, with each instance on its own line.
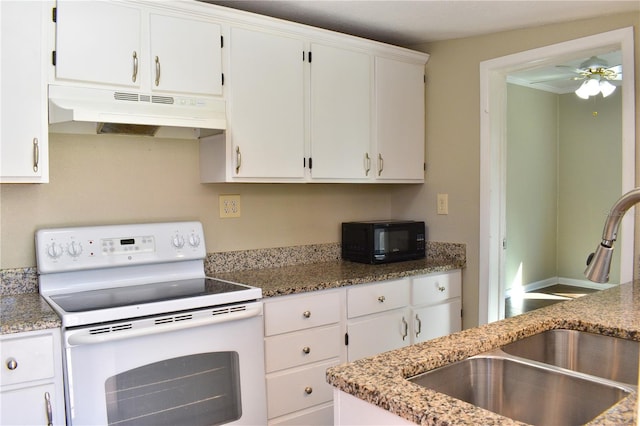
341, 220, 426, 264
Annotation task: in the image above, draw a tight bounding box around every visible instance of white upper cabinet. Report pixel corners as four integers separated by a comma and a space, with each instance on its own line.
226, 27, 305, 179
309, 44, 372, 180
0, 0, 49, 183
374, 57, 425, 181
54, 1, 142, 88
54, 0, 222, 96
149, 13, 222, 96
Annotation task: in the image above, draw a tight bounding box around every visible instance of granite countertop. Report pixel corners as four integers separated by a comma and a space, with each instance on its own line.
326, 282, 640, 425
214, 257, 465, 297
0, 293, 61, 334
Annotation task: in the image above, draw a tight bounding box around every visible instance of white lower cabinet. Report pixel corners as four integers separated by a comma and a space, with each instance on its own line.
0, 329, 65, 425
263, 270, 461, 423
346, 279, 411, 361
263, 290, 344, 425
411, 270, 462, 343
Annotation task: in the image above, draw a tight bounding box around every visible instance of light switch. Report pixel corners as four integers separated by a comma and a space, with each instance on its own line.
437, 193, 448, 215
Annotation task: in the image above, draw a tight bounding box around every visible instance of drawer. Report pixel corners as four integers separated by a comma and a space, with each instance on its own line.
268, 402, 333, 425
1, 334, 55, 386
266, 359, 339, 419
412, 270, 461, 306
265, 325, 341, 373
347, 279, 409, 318
264, 291, 341, 336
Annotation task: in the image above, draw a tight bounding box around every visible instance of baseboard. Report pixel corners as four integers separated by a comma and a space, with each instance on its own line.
505, 276, 615, 298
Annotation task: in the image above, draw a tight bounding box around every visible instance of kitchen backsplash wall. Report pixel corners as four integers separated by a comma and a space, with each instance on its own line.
1, 242, 466, 295
0, 133, 407, 269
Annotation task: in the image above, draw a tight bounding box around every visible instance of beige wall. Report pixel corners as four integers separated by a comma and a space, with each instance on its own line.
558, 90, 622, 282
505, 84, 558, 290
398, 11, 639, 328
0, 133, 396, 268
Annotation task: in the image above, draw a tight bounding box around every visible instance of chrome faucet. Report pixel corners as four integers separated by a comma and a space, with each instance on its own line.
585, 188, 640, 283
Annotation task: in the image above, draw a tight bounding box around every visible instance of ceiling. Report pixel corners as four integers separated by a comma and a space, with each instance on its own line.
204, 0, 638, 93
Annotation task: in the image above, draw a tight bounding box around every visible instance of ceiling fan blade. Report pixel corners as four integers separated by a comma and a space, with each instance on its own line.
530, 76, 583, 84
555, 65, 583, 74
607, 64, 622, 74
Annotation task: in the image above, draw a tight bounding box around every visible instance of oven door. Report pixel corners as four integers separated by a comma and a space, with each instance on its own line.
62, 301, 266, 426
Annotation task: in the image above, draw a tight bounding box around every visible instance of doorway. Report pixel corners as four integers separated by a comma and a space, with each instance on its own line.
478, 27, 636, 324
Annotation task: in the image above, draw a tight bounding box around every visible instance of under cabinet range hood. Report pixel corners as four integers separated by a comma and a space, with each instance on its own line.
48, 85, 226, 139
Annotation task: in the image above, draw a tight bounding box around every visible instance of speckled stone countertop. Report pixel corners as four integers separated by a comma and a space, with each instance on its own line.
215, 256, 465, 297
326, 282, 640, 425
0, 293, 61, 334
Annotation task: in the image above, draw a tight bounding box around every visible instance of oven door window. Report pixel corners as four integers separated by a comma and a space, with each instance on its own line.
105, 352, 241, 426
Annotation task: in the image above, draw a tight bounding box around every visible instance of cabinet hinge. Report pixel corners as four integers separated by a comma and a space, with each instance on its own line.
424, 74, 426, 83
308, 51, 312, 63
308, 157, 312, 169
344, 333, 349, 346
52, 7, 57, 22
221, 73, 224, 86
52, 51, 56, 66
220, 35, 224, 48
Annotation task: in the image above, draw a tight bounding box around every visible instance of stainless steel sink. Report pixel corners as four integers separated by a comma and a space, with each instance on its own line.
500, 329, 639, 384
409, 355, 631, 425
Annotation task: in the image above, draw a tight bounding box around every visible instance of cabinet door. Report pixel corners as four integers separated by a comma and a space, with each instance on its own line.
149, 13, 222, 96
310, 43, 371, 179
228, 27, 305, 178
347, 308, 410, 361
412, 299, 462, 344
0, 0, 48, 183
55, 0, 142, 87
375, 57, 425, 181
1, 383, 58, 426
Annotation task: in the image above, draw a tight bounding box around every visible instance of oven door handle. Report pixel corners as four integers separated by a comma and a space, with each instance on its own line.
67, 303, 262, 346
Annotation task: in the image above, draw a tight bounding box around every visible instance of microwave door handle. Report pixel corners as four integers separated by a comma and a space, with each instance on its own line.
67, 303, 262, 346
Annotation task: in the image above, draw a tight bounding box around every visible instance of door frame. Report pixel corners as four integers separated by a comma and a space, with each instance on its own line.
479, 27, 636, 324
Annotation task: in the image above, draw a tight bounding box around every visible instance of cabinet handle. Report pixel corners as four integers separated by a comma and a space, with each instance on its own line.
6, 357, 17, 370
377, 295, 385, 303
235, 146, 242, 173
32, 138, 39, 172
378, 153, 384, 176
302, 346, 311, 354
364, 153, 371, 176
45, 392, 53, 426
132, 51, 138, 82
437, 285, 446, 292
304, 386, 313, 395
402, 317, 408, 341
302, 310, 311, 319
155, 56, 161, 86
415, 314, 422, 338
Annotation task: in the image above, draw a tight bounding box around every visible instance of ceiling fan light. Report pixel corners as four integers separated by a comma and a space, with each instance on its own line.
575, 81, 591, 99
600, 80, 616, 97
586, 78, 601, 96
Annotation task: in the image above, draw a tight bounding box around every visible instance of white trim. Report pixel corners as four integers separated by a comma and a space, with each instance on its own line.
557, 277, 617, 291
479, 27, 636, 325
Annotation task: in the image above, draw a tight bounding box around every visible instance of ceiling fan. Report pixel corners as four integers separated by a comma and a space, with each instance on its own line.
557, 56, 622, 99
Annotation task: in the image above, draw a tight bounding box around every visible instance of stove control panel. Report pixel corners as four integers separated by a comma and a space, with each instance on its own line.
36, 221, 206, 273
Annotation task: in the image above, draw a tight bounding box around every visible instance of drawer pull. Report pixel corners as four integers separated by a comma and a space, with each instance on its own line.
304, 386, 313, 395
6, 358, 17, 370
378, 295, 386, 303
302, 310, 311, 318
437, 285, 446, 292
302, 346, 311, 354
401, 317, 408, 341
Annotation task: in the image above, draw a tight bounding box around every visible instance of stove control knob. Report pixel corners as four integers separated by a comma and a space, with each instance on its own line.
47, 243, 64, 259
67, 241, 83, 258
188, 233, 201, 248
172, 234, 185, 249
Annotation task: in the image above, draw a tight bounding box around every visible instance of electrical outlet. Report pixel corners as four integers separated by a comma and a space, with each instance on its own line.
219, 195, 241, 218
437, 193, 448, 215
